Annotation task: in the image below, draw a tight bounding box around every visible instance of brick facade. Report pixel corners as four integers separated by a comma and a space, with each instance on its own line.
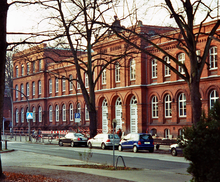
12, 21, 220, 138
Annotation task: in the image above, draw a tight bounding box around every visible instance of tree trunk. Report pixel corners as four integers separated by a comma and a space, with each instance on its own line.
0, 0, 8, 179
189, 77, 202, 126
89, 108, 97, 138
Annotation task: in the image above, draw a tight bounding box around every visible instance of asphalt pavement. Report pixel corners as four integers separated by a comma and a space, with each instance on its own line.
0, 135, 192, 182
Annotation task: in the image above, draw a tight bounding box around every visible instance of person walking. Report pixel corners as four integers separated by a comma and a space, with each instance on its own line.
117, 128, 122, 138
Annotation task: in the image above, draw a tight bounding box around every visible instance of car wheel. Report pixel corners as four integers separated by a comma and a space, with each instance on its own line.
149, 148, 154, 153
171, 148, 177, 156
59, 141, 63, 146
133, 146, 138, 153
118, 145, 123, 151
88, 142, 92, 149
101, 143, 106, 150
71, 141, 75, 147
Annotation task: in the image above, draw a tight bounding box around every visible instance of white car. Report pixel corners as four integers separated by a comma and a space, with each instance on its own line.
169, 143, 183, 156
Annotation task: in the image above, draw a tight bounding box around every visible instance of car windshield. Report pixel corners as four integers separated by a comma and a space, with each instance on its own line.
140, 134, 152, 140
108, 134, 120, 139
75, 133, 84, 137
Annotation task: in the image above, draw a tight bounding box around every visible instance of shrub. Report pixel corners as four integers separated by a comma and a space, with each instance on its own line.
182, 101, 220, 182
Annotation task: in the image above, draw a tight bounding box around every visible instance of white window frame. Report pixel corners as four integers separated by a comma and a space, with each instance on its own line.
26, 83, 29, 96
38, 80, 41, 95
49, 79, 52, 94
165, 94, 172, 118
178, 93, 186, 117
130, 59, 136, 80
209, 46, 217, 69
56, 105, 59, 122
70, 104, 73, 121
152, 59, 157, 78
21, 64, 24, 76
55, 78, 59, 93
32, 107, 36, 123
102, 68, 106, 85
85, 105, 89, 121
62, 76, 66, 92
21, 84, 24, 98
16, 66, 18, 77
38, 106, 42, 122
115, 62, 120, 82
69, 75, 73, 91
85, 73, 89, 88
32, 82, 35, 96
15, 85, 18, 99
16, 109, 19, 123
210, 90, 219, 109
27, 63, 30, 75
49, 106, 53, 122
164, 56, 171, 77
178, 53, 185, 74
62, 104, 66, 121
21, 108, 24, 123
152, 96, 158, 118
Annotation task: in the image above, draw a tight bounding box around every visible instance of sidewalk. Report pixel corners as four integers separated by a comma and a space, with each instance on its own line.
1, 136, 191, 182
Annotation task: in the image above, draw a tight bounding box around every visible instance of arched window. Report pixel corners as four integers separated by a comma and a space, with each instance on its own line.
32, 107, 35, 123
38, 80, 41, 95
26, 83, 29, 96
210, 90, 219, 109
49, 106, 53, 122
49, 79, 52, 94
62, 104, 66, 121
130, 59, 136, 80
27, 63, 30, 75
62, 76, 66, 92
20, 84, 24, 98
179, 93, 186, 117
85, 73, 89, 88
164, 128, 170, 138
56, 105, 59, 122
209, 46, 217, 69
178, 128, 184, 138
32, 82, 35, 96
69, 104, 73, 121
102, 99, 108, 133
115, 62, 120, 82
130, 96, 138, 133
152, 96, 158, 118
69, 75, 73, 91
77, 103, 81, 115
38, 106, 42, 122
16, 109, 19, 123
21, 108, 24, 123
21, 64, 24, 76
164, 56, 170, 77
55, 78, 59, 93
15, 66, 18, 77
15, 85, 18, 99
178, 53, 185, 74
102, 67, 106, 85
150, 128, 157, 136
85, 105, 89, 121
151, 59, 157, 78
165, 94, 172, 117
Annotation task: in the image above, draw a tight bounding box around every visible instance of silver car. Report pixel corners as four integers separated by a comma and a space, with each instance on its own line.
59, 132, 88, 147
87, 133, 121, 149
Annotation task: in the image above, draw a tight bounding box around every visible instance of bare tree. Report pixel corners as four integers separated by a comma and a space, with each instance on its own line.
105, 0, 220, 126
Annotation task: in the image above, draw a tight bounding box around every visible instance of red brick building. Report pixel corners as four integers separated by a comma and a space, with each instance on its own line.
12, 21, 220, 138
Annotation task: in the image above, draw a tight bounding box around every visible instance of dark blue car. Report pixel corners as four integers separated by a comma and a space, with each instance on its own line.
118, 133, 154, 153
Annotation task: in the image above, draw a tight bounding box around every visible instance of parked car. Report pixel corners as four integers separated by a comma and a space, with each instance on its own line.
58, 132, 88, 147
118, 133, 154, 153
169, 143, 183, 156
87, 133, 121, 149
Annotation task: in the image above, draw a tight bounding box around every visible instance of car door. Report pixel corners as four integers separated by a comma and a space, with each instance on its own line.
127, 134, 135, 149
92, 134, 100, 147
121, 134, 131, 149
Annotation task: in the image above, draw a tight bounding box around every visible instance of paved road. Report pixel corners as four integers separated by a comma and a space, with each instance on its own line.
6, 141, 189, 175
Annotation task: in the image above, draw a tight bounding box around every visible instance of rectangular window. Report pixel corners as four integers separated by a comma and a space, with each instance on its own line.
38, 81, 41, 95
85, 73, 89, 88
56, 78, 59, 93
32, 82, 35, 96
102, 68, 106, 85
49, 79, 52, 94
62, 77, 66, 92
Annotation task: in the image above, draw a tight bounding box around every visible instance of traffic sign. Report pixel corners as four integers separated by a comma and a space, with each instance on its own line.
26, 112, 33, 119
75, 113, 81, 123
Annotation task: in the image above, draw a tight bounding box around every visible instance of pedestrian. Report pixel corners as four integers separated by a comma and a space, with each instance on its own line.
117, 128, 122, 138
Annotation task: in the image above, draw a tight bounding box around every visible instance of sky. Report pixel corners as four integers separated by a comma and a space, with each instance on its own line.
6, 0, 220, 45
